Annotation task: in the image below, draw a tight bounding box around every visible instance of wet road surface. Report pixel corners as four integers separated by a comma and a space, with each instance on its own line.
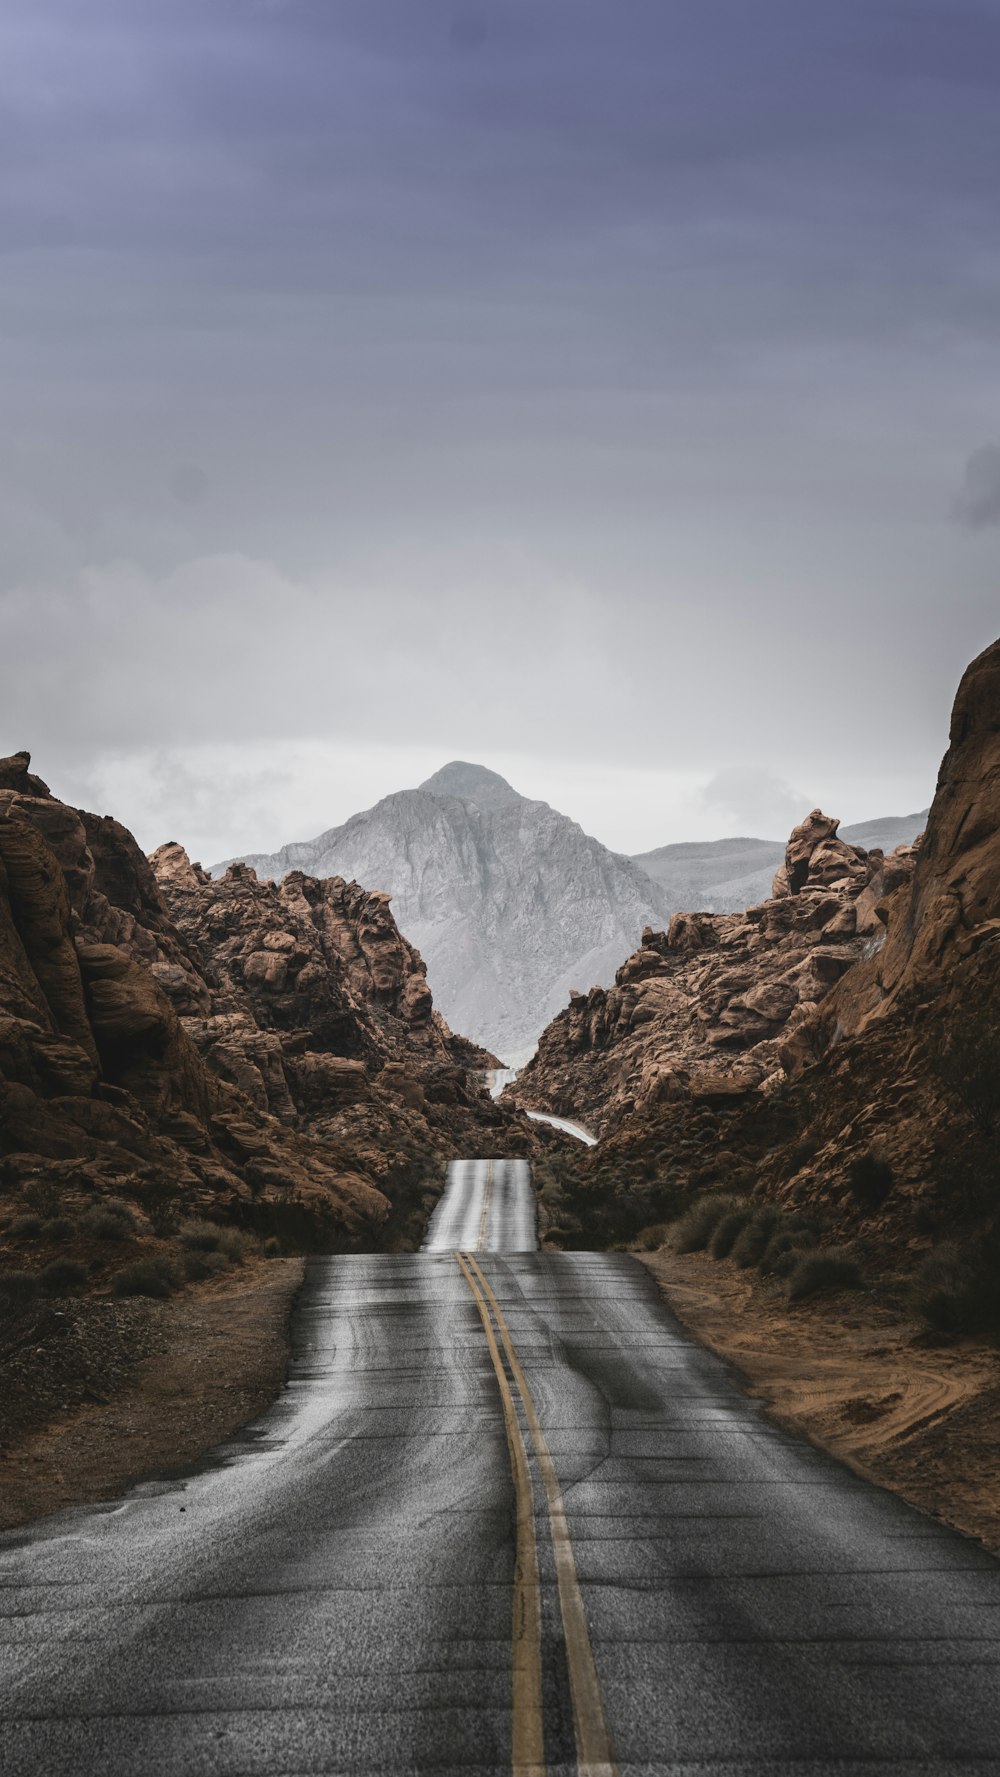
2, 1163, 1000, 1774
423, 1159, 537, 1253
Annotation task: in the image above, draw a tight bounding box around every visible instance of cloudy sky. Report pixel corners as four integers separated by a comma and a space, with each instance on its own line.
2, 0, 999, 863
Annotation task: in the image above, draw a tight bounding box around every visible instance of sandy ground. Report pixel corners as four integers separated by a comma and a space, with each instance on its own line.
0, 1258, 304, 1532
641, 1247, 1000, 1557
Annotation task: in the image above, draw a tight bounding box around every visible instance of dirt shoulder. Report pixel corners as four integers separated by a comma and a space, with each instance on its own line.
0, 1257, 304, 1532
640, 1247, 1000, 1557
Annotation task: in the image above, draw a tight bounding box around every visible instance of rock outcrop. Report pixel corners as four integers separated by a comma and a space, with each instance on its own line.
509, 806, 920, 1135
149, 842, 502, 1170
520, 639, 1000, 1295
0, 755, 519, 1254
632, 813, 926, 914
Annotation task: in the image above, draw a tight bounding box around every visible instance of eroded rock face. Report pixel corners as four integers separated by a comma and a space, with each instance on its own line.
0, 754, 520, 1244
508, 809, 919, 1135
148, 842, 500, 1149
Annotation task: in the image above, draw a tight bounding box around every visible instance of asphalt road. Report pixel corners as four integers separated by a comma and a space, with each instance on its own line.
2, 1162, 999, 1775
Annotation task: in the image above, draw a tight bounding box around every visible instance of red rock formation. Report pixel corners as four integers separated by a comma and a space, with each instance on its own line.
509, 810, 918, 1135
524, 640, 1000, 1284
0, 755, 518, 1254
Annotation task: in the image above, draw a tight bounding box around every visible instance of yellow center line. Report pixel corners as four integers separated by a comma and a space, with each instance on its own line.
454, 1250, 544, 1777
476, 1157, 495, 1250
468, 1254, 619, 1777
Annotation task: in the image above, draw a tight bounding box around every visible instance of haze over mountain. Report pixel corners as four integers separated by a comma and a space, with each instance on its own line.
216, 765, 927, 1062
634, 813, 929, 915
217, 763, 675, 1059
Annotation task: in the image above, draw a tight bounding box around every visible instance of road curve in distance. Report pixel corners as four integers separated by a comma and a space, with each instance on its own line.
525, 1109, 597, 1146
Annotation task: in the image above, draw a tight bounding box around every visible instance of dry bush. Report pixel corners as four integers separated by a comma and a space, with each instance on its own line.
787, 1250, 863, 1303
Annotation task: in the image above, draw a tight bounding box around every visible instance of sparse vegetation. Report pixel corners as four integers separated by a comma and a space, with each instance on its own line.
263, 1236, 282, 1257
8, 1213, 44, 1240
932, 1003, 1000, 1135
41, 1216, 76, 1240
787, 1250, 864, 1303
911, 1236, 1000, 1337
672, 1194, 739, 1253
847, 1151, 894, 1214
709, 1207, 753, 1259
183, 1250, 231, 1282
731, 1208, 782, 1269
112, 1256, 180, 1298
179, 1220, 245, 1264
82, 1199, 138, 1241
39, 1257, 88, 1295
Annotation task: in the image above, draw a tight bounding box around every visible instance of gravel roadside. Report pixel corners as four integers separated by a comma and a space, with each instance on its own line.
0, 1257, 304, 1531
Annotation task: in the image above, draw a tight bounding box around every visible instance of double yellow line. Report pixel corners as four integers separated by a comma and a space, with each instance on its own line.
456, 1251, 619, 1777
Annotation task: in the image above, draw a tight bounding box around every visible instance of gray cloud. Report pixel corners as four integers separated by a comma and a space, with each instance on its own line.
954, 444, 1000, 528
699, 768, 811, 841
2, 0, 999, 860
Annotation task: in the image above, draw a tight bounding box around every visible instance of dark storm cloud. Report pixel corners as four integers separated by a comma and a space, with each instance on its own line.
2, 0, 999, 853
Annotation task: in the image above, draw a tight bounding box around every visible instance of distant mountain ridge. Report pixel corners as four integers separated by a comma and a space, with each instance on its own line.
216, 765, 928, 1060
216, 762, 673, 1059
633, 812, 929, 914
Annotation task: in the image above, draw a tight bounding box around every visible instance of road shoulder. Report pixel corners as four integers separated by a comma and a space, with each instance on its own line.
0, 1257, 304, 1532
640, 1247, 1000, 1557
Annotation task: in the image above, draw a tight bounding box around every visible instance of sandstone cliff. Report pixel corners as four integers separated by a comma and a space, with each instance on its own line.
520, 640, 1000, 1333
509, 808, 919, 1134
0, 754, 518, 1270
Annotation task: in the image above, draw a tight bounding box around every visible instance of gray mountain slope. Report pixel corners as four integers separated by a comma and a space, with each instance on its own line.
216, 770, 929, 1059
631, 812, 929, 914
216, 762, 673, 1061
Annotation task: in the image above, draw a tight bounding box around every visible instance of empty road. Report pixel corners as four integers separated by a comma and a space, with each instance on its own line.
2, 1160, 999, 1774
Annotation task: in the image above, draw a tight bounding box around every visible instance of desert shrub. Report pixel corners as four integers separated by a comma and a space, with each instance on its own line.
178, 1220, 243, 1262
633, 1221, 673, 1252
911, 1238, 1000, 1337
709, 1208, 754, 1260
262, 1236, 282, 1257
759, 1228, 813, 1276
787, 1250, 864, 1303
8, 1213, 44, 1240
784, 1137, 819, 1176
769, 1246, 804, 1279
216, 1227, 244, 1265
672, 1195, 740, 1254
112, 1256, 180, 1298
41, 1216, 76, 1240
182, 1250, 231, 1282
0, 1268, 40, 1314
847, 1152, 894, 1214
932, 1005, 1000, 1134
179, 1218, 225, 1253
40, 1257, 88, 1295
732, 1209, 782, 1269
82, 1198, 137, 1241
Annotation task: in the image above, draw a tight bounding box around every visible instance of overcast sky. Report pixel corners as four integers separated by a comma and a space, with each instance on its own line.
2, 0, 999, 862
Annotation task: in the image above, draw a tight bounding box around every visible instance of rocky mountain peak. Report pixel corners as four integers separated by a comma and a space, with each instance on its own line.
417, 761, 522, 809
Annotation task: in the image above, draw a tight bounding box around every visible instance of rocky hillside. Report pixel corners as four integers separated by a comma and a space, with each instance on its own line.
521, 638, 1000, 1336
218, 761, 674, 1060
631, 813, 927, 913
509, 809, 920, 1134
0, 753, 522, 1284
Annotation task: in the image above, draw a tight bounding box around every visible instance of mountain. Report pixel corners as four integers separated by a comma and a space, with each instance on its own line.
216, 762, 674, 1061
631, 813, 928, 913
